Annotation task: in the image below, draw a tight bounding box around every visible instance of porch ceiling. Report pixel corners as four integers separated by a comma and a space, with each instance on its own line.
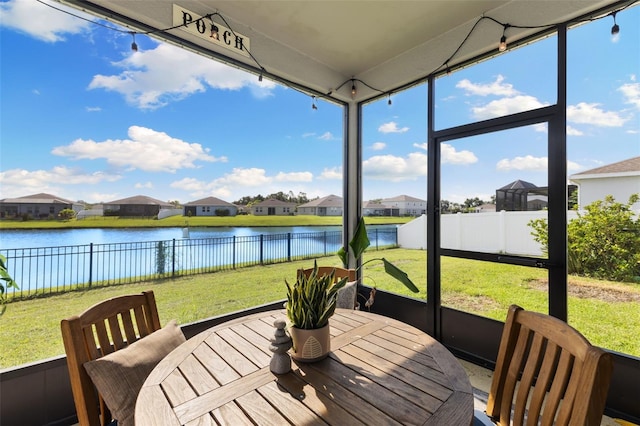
60, 0, 620, 102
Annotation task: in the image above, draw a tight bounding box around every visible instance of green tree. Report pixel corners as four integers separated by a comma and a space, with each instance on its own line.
58, 209, 76, 221
529, 194, 640, 282
0, 254, 19, 315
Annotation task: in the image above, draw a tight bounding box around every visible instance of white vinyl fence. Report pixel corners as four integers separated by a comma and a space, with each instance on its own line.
398, 211, 581, 256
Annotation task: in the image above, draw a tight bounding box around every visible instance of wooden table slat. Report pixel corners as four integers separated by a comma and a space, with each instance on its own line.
334, 350, 440, 416
257, 380, 331, 425
308, 356, 432, 425
216, 327, 271, 367
267, 374, 364, 426
174, 368, 273, 424
211, 401, 255, 426
365, 332, 442, 372
234, 389, 291, 424
192, 340, 240, 385
184, 412, 216, 426
204, 332, 258, 376
329, 318, 388, 351
136, 385, 181, 425
178, 354, 220, 395
339, 342, 452, 404
291, 360, 402, 426
352, 337, 453, 393
161, 367, 198, 407
424, 387, 475, 426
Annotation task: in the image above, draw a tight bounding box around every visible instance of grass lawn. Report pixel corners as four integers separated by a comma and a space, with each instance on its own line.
1, 248, 638, 368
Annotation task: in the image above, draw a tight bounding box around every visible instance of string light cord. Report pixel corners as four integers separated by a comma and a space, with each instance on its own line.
433, 0, 638, 76
37, 0, 638, 104
35, 1, 267, 76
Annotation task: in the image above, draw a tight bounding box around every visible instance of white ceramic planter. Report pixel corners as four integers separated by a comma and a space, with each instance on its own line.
288, 323, 330, 362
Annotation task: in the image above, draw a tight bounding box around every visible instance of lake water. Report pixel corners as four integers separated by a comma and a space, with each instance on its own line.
0, 225, 359, 250
0, 225, 398, 295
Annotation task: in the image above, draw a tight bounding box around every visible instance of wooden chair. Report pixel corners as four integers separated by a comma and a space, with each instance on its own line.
297, 266, 357, 309
481, 304, 613, 426
61, 291, 161, 426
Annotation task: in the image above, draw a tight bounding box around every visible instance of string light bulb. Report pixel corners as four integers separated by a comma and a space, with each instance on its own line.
210, 24, 219, 39
610, 11, 619, 35
387, 94, 392, 106
312, 96, 318, 110
130, 33, 138, 51
351, 80, 357, 99
498, 24, 509, 52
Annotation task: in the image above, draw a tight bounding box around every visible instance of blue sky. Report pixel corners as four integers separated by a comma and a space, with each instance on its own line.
1, 0, 638, 205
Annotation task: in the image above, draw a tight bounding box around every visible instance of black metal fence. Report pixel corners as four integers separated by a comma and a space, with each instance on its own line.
1, 228, 397, 300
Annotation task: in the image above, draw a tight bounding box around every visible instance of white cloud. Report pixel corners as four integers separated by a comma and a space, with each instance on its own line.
441, 143, 478, 165
472, 95, 547, 120
0, 166, 121, 199
496, 155, 547, 171
0, 0, 91, 42
275, 172, 313, 182
318, 132, 335, 141
567, 160, 582, 171
378, 121, 409, 134
363, 152, 427, 182
51, 126, 225, 173
318, 167, 342, 180
135, 182, 154, 189
456, 75, 520, 97
86, 192, 120, 204
566, 126, 584, 136
86, 106, 101, 112
566, 102, 628, 127
618, 82, 640, 109
302, 132, 316, 138
88, 43, 276, 109
371, 142, 386, 151
170, 167, 314, 198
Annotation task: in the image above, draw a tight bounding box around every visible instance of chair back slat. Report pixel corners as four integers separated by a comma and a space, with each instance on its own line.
94, 320, 113, 356
61, 291, 161, 426
107, 316, 126, 350
541, 349, 573, 424
527, 341, 560, 423
120, 310, 137, 343
513, 332, 545, 423
500, 327, 530, 423
486, 305, 613, 426
133, 305, 150, 337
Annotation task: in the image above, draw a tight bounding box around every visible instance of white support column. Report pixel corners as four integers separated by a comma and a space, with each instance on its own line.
342, 100, 362, 270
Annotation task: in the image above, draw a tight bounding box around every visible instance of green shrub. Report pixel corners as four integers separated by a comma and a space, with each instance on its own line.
57, 209, 76, 221
529, 194, 640, 282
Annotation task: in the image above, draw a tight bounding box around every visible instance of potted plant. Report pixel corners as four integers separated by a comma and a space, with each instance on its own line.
338, 217, 419, 308
285, 260, 347, 362
0, 254, 19, 316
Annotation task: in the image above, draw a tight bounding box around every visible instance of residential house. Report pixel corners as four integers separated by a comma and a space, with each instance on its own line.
381, 195, 426, 216
297, 195, 343, 216
251, 199, 297, 216
184, 197, 238, 217
495, 180, 548, 211
0, 193, 82, 219
362, 200, 398, 216
570, 156, 640, 210
103, 195, 172, 217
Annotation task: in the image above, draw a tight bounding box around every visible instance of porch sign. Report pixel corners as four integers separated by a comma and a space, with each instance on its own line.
172, 4, 250, 58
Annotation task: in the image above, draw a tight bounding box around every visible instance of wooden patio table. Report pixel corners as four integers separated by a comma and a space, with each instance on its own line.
135, 309, 474, 425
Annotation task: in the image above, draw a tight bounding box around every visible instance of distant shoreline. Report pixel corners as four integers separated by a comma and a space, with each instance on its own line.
0, 215, 412, 231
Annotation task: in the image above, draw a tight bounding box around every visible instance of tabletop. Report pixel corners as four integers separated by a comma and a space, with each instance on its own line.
135, 309, 474, 425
